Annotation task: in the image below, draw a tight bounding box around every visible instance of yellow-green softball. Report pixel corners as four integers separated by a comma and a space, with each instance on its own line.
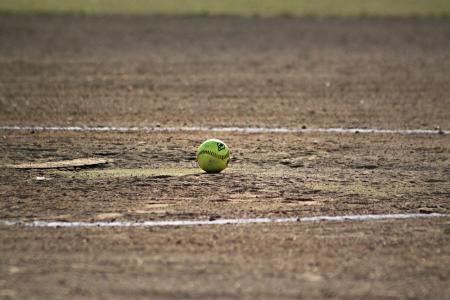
196, 139, 230, 173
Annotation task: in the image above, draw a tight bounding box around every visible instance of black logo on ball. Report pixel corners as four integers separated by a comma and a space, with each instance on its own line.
217, 143, 225, 152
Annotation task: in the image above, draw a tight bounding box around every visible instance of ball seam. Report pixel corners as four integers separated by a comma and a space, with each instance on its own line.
197, 149, 230, 160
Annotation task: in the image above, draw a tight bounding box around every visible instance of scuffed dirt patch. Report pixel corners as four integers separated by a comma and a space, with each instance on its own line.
58, 167, 203, 179
1, 131, 449, 222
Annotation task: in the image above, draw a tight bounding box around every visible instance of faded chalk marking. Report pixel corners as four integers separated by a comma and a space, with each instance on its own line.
0, 126, 447, 135
0, 213, 448, 228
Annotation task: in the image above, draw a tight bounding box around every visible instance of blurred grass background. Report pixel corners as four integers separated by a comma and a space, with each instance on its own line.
1, 0, 449, 17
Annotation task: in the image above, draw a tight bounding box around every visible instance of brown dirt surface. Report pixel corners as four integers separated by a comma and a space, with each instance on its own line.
1, 219, 450, 300
0, 16, 449, 129
1, 130, 449, 222
1, 16, 450, 299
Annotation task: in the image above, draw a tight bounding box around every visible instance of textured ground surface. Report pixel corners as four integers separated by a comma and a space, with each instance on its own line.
1, 16, 449, 129
1, 219, 450, 300
1, 130, 449, 222
0, 16, 450, 299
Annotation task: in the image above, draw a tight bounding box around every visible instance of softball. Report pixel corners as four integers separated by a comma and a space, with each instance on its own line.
196, 139, 230, 173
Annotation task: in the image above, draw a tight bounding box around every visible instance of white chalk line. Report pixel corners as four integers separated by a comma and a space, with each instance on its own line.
0, 125, 448, 135
0, 213, 448, 228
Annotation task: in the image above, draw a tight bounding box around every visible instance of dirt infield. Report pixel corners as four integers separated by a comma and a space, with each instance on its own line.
1, 219, 450, 299
1, 130, 449, 222
1, 16, 450, 299
1, 129, 449, 299
1, 16, 450, 129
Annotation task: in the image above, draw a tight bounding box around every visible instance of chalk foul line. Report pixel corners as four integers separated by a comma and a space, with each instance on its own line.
0, 126, 448, 135
0, 213, 448, 228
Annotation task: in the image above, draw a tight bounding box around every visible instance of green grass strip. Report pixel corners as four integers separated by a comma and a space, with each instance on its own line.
1, 0, 450, 17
